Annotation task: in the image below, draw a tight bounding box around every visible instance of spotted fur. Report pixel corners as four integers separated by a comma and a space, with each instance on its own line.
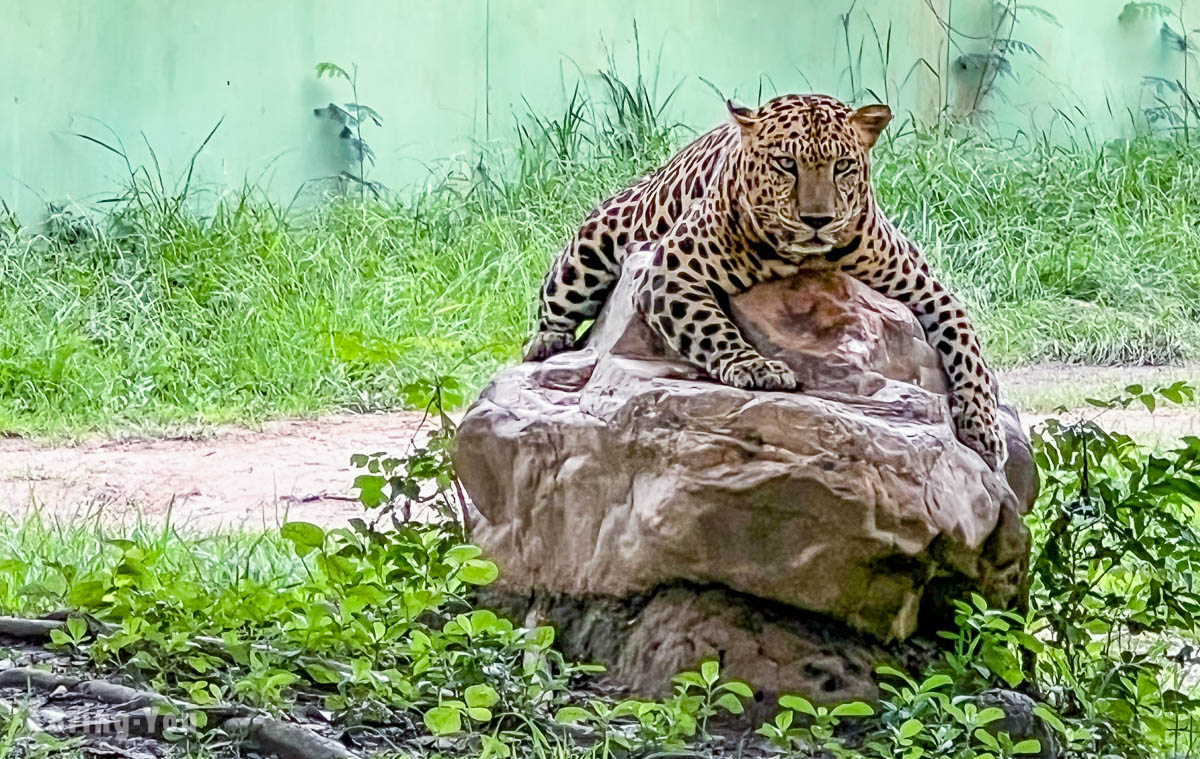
525, 94, 1006, 469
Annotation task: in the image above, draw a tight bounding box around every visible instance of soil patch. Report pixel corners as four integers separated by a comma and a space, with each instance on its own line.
0, 413, 434, 530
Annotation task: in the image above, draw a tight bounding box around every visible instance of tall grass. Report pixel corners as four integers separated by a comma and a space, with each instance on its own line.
881, 128, 1200, 366
0, 70, 676, 437
2, 80, 1199, 436
0, 506, 303, 616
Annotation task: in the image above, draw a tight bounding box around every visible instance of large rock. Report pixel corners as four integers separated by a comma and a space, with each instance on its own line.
454, 250, 1037, 703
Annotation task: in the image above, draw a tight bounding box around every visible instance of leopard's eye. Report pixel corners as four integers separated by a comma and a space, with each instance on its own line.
834, 158, 856, 174
773, 155, 797, 175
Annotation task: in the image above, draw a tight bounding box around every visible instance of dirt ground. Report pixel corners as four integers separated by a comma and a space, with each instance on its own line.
1001, 363, 1200, 444
0, 364, 1196, 531
0, 412, 435, 530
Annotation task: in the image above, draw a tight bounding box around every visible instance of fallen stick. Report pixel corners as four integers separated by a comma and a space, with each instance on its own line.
0, 617, 68, 640
0, 667, 80, 690
76, 680, 177, 710
0, 667, 361, 759
223, 717, 359, 759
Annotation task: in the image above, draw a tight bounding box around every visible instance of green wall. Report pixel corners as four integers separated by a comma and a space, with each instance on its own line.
1, 0, 1196, 219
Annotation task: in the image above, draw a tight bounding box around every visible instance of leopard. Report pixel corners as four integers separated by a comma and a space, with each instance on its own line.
524, 93, 1006, 470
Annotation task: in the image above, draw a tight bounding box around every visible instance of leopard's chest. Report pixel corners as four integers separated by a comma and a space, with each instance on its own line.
748, 250, 841, 285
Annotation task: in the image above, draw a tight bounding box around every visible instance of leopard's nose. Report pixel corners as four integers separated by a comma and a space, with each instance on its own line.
800, 215, 835, 230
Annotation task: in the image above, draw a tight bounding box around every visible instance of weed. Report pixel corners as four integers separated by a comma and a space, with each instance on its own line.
314, 61, 385, 201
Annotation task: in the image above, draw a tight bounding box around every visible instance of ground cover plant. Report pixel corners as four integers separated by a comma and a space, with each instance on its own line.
0, 382, 1198, 758
3, 61, 1200, 435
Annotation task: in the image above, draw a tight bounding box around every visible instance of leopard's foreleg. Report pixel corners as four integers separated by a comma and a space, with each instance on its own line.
525, 222, 623, 361
841, 238, 1006, 469
637, 237, 797, 391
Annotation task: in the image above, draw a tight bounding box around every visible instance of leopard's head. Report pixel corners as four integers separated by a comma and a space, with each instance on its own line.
727, 94, 891, 258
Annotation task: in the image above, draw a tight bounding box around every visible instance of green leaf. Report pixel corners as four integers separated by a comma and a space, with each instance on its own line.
352, 474, 387, 509
458, 559, 499, 585
876, 665, 913, 682
673, 711, 697, 736
466, 609, 504, 632
1032, 705, 1065, 732
672, 671, 705, 689
982, 646, 1024, 688
714, 693, 745, 715
1012, 739, 1042, 754
700, 659, 720, 686
974, 727, 1000, 749
975, 706, 1006, 726
423, 706, 462, 736
465, 684, 500, 709
66, 616, 87, 641
280, 522, 325, 556
479, 735, 511, 759
467, 706, 492, 722
530, 625, 555, 650
830, 701, 875, 718
721, 680, 754, 698
555, 706, 592, 724
315, 61, 350, 81
304, 662, 344, 685
445, 544, 483, 565
37, 573, 67, 597
779, 695, 818, 717
899, 718, 924, 739
66, 580, 107, 608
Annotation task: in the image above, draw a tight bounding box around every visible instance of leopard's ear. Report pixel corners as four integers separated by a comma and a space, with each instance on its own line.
849, 104, 892, 149
726, 100, 759, 132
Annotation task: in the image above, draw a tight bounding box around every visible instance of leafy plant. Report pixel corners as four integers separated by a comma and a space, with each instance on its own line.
668, 659, 755, 739
314, 61, 384, 201
349, 374, 469, 530
756, 692, 875, 756
553, 659, 751, 752
0, 698, 80, 759
936, 596, 1042, 691
1027, 380, 1200, 753
954, 1, 1059, 118
913, 0, 1058, 120
1124, 2, 1200, 139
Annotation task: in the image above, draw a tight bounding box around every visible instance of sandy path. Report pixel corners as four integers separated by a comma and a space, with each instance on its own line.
1000, 364, 1200, 446
0, 364, 1197, 531
0, 412, 434, 530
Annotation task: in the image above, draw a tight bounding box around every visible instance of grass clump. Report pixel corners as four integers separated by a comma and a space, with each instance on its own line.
0, 71, 677, 437
3, 87, 1200, 435
877, 128, 1200, 366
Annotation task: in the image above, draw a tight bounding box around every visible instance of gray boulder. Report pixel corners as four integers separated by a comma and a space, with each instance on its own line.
454, 250, 1037, 702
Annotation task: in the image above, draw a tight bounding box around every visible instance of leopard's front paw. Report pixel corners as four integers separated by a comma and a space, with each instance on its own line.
524, 330, 576, 362
953, 407, 1008, 471
718, 356, 799, 391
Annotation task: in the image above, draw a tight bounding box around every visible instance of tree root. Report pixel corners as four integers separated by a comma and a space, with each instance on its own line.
0, 617, 69, 639
1, 613, 366, 758
222, 717, 358, 759
0, 663, 362, 759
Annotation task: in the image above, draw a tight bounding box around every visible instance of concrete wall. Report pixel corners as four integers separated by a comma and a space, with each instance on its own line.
949, 0, 1200, 138
1, 0, 1197, 219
